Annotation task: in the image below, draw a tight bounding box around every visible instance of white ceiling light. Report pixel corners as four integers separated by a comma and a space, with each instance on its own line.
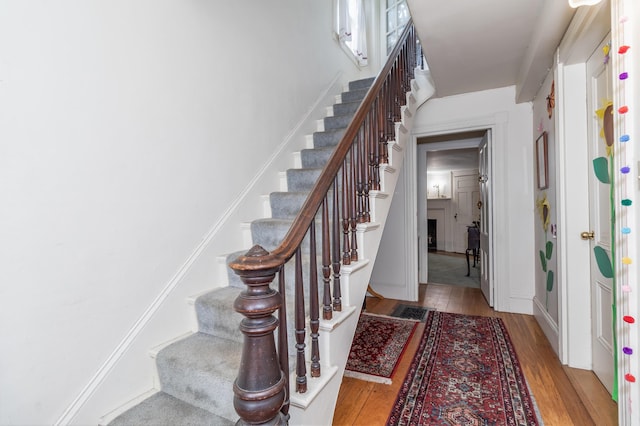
568, 0, 603, 7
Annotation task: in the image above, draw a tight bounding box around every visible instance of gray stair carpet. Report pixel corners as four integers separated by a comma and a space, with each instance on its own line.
108, 392, 234, 426
107, 76, 375, 425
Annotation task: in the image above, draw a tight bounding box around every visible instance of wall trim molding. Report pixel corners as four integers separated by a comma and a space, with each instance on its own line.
533, 295, 560, 356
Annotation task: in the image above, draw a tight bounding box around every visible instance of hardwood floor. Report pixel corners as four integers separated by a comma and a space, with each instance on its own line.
332, 284, 618, 425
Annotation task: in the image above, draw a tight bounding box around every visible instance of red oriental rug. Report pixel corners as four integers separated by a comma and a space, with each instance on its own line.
345, 313, 418, 384
388, 311, 540, 425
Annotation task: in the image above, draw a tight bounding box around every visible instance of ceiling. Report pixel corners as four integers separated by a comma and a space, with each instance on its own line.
407, 0, 577, 102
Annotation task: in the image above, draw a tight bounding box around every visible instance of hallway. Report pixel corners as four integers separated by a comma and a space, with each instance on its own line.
333, 284, 618, 425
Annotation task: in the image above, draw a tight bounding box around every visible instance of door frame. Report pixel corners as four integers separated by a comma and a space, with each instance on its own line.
555, 2, 611, 370
410, 115, 502, 309
418, 139, 481, 284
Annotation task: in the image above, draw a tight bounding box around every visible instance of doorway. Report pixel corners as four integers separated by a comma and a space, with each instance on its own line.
416, 132, 489, 297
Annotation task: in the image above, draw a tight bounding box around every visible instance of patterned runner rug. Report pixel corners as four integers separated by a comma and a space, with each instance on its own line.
345, 313, 418, 384
388, 311, 540, 425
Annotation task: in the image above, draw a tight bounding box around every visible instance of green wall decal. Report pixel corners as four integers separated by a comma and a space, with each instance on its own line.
539, 250, 547, 272
545, 241, 553, 260
593, 157, 610, 184
546, 270, 554, 292
594, 246, 613, 278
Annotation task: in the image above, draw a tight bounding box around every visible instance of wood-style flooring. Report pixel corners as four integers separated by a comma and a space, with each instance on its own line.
332, 284, 618, 425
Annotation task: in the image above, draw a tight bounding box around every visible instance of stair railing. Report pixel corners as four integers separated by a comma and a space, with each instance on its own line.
230, 19, 419, 425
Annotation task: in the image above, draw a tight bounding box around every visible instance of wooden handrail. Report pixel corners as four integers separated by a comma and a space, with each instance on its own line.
231, 19, 419, 425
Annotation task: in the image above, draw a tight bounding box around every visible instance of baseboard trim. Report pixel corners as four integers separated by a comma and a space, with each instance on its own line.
533, 295, 560, 357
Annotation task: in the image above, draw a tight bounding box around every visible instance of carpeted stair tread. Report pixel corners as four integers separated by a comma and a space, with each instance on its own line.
269, 191, 309, 219
108, 391, 233, 426
324, 113, 355, 130
270, 191, 335, 219
195, 283, 312, 358
156, 333, 241, 420
333, 100, 362, 116
300, 147, 335, 168
223, 250, 251, 289
286, 168, 322, 192
313, 128, 346, 148
348, 77, 375, 91
250, 218, 294, 252
223, 249, 329, 296
224, 244, 332, 291
340, 87, 369, 103
250, 216, 344, 254
194, 287, 243, 342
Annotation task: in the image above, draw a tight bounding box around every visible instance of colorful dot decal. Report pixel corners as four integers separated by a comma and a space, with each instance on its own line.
615, 4, 636, 412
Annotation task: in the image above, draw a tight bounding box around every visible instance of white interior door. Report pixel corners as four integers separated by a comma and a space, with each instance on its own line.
478, 133, 492, 306
586, 35, 614, 394
452, 170, 480, 253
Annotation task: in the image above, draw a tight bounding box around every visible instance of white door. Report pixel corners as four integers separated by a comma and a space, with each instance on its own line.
586, 36, 614, 394
478, 133, 492, 306
452, 170, 480, 253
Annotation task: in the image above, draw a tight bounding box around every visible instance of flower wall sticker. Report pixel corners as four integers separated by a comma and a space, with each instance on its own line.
592, 99, 615, 280
536, 194, 551, 232
595, 100, 615, 156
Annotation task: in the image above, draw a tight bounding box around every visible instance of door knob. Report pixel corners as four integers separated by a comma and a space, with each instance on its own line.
580, 231, 595, 240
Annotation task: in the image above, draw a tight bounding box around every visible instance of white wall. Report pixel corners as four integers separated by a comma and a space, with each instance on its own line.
531, 71, 559, 330
0, 1, 374, 424
369, 151, 417, 300
412, 86, 535, 313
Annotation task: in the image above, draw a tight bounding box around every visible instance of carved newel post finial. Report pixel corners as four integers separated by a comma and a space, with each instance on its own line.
230, 245, 287, 426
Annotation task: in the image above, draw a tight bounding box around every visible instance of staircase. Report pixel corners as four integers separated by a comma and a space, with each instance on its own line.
101, 23, 431, 425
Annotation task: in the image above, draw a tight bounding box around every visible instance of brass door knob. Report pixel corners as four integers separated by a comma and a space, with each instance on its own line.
580, 231, 595, 240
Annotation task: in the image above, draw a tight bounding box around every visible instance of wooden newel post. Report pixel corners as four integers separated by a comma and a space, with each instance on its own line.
230, 245, 287, 426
